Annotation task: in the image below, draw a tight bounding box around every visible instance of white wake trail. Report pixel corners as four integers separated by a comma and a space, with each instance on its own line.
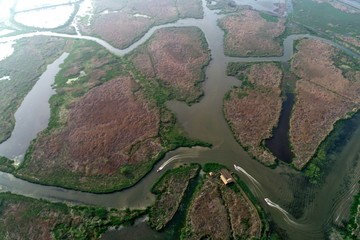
234, 164, 261, 188
265, 198, 301, 226
157, 154, 197, 172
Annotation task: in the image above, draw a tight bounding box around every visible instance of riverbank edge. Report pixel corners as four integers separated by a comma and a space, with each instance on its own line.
80, 0, 205, 51
0, 191, 147, 239
0, 38, 68, 144
264, 62, 299, 165
180, 163, 270, 239
123, 25, 211, 106
223, 62, 284, 168
224, 41, 360, 177
1, 28, 212, 194
289, 39, 360, 172
11, 136, 211, 194
300, 109, 360, 184
335, 183, 360, 238
222, 90, 278, 169
148, 163, 200, 230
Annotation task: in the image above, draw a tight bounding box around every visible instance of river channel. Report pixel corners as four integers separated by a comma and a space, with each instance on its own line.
0, 0, 360, 239
0, 53, 69, 163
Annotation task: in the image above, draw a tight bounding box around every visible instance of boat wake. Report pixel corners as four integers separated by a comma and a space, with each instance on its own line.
265, 198, 302, 226
157, 154, 198, 172
234, 164, 261, 189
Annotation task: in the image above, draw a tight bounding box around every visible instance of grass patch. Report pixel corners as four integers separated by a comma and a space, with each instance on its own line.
332, 49, 360, 81
291, 0, 360, 36
149, 164, 200, 230
227, 62, 252, 77
0, 192, 145, 240
202, 162, 225, 173
260, 12, 279, 23
0, 156, 15, 173
159, 114, 211, 150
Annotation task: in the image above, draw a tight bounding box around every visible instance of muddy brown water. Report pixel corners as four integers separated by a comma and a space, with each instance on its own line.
0, 0, 360, 239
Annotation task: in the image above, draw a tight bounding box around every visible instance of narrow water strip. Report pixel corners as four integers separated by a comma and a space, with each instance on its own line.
0, 53, 69, 162
265, 93, 294, 163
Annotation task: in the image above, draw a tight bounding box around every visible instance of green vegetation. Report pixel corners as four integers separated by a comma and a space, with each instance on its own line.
304, 113, 360, 184
206, 0, 241, 13
159, 113, 212, 150
13, 38, 210, 193
232, 173, 270, 238
149, 164, 200, 230
332, 50, 360, 81
180, 163, 270, 239
179, 174, 205, 240
124, 47, 212, 150
125, 26, 210, 106
125, 57, 175, 107
0, 156, 15, 173
291, 0, 360, 36
17, 158, 159, 193
45, 40, 125, 133
224, 90, 231, 101
345, 188, 360, 238
259, 12, 279, 23
227, 61, 281, 84
334, 183, 360, 239
227, 63, 257, 91
0, 192, 145, 240
0, 36, 66, 143
202, 162, 225, 173
148, 162, 274, 239
227, 62, 252, 78
285, 0, 360, 54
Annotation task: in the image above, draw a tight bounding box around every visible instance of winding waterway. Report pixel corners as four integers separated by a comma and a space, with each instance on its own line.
0, 0, 359, 239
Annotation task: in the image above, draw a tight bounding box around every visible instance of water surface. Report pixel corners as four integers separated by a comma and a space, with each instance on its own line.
0, 0, 359, 239
265, 93, 294, 163
0, 53, 68, 162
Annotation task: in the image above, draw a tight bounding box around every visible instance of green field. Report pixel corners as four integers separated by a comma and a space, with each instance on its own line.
291, 0, 360, 36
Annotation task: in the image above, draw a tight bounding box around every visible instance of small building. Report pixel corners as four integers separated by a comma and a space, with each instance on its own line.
220, 169, 234, 185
